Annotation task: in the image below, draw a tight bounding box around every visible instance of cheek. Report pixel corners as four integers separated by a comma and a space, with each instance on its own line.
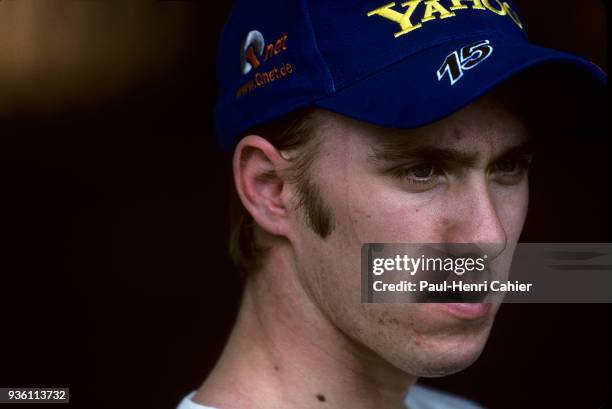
345, 181, 447, 244
493, 182, 530, 241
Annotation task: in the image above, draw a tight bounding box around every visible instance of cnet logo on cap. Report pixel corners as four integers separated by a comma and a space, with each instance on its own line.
240, 30, 288, 75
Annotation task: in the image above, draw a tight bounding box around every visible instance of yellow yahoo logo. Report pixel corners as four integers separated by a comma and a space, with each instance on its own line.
367, 0, 523, 38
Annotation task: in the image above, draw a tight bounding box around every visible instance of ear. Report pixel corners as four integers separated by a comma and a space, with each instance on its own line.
233, 135, 292, 238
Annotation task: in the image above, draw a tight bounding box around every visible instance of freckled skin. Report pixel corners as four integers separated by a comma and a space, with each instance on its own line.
290, 95, 529, 377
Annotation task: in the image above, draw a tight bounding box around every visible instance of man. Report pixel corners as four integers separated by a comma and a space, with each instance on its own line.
178, 1, 605, 408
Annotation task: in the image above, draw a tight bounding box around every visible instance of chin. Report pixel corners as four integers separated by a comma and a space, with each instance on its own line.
409, 346, 486, 377
399, 326, 493, 377
364, 314, 494, 378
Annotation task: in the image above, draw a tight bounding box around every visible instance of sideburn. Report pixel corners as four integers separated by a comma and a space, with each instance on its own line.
296, 175, 334, 238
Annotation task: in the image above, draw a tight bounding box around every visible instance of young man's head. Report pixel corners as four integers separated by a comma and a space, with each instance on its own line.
214, 0, 605, 383
231, 91, 529, 376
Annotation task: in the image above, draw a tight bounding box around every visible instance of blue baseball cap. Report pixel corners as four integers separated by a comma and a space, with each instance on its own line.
214, 0, 606, 150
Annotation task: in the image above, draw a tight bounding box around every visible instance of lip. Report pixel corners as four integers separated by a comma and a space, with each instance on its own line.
434, 303, 492, 320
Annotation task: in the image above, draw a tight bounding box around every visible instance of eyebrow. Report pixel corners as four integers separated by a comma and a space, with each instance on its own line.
369, 140, 533, 167
495, 141, 534, 161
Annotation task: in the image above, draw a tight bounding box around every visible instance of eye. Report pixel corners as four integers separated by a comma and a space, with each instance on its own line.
393, 163, 444, 189
491, 155, 532, 185
493, 158, 521, 174
406, 164, 437, 181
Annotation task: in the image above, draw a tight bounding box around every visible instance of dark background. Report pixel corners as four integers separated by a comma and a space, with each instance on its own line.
0, 1, 608, 408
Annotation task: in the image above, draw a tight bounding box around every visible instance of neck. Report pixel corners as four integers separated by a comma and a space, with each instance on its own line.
193, 248, 416, 409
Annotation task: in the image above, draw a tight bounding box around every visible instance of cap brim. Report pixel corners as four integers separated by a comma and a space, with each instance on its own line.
314, 35, 606, 130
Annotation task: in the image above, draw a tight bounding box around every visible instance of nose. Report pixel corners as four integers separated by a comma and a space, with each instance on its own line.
442, 177, 507, 259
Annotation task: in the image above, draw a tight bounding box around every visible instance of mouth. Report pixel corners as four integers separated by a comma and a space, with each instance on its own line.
433, 302, 492, 320
420, 285, 489, 303
414, 267, 491, 304
415, 249, 493, 304
416, 274, 494, 320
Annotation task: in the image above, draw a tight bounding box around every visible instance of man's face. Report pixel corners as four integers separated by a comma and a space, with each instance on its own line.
288, 94, 530, 376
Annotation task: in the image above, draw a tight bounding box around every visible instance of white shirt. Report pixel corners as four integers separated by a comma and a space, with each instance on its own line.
176, 384, 486, 409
